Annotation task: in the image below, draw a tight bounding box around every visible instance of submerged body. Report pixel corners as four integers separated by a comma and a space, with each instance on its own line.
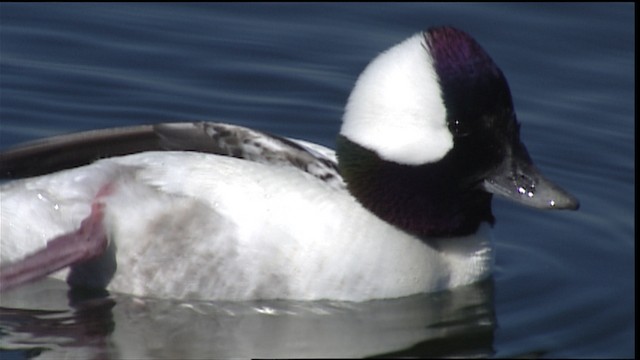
0, 27, 578, 301
1, 149, 492, 301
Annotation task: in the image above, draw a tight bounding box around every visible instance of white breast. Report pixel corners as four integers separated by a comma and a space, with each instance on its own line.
0, 151, 492, 301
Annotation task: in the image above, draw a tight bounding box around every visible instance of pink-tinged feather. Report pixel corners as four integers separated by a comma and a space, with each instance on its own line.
0, 201, 108, 292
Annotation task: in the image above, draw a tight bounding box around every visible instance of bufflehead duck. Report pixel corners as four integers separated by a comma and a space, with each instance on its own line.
0, 26, 578, 301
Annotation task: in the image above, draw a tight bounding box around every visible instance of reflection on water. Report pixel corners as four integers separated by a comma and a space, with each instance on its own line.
0, 278, 495, 358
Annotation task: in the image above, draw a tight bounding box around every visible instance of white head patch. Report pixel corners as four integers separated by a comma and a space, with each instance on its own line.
340, 33, 452, 165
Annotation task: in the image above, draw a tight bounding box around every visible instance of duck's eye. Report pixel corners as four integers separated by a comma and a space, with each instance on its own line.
449, 119, 471, 137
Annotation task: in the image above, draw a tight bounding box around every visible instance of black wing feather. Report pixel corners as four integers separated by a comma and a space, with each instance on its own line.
0, 122, 343, 189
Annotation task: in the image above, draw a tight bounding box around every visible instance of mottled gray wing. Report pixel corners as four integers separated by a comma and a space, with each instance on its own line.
0, 122, 344, 189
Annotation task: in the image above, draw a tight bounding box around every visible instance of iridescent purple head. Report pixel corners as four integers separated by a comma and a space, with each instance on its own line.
425, 27, 502, 80
338, 26, 578, 238
424, 26, 514, 121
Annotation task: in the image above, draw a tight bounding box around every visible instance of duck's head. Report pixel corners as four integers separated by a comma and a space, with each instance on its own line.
337, 26, 579, 239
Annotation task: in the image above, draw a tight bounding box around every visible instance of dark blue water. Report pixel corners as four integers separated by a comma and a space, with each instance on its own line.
0, 3, 634, 358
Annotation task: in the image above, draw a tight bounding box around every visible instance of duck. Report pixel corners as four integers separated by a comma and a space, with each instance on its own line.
0, 26, 579, 302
